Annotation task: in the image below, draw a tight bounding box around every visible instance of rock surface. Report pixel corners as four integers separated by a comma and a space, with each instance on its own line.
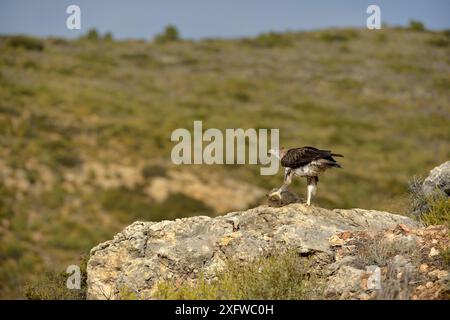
422, 161, 450, 197
86, 203, 421, 299
326, 225, 449, 300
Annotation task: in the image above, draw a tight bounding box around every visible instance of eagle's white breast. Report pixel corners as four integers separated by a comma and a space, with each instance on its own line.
293, 160, 327, 177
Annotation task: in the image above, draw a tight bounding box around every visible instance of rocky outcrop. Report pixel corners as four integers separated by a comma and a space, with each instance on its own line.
422, 161, 450, 197
86, 203, 422, 300
325, 225, 449, 299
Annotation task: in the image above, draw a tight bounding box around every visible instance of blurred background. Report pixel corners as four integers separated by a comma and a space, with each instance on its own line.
0, 0, 449, 299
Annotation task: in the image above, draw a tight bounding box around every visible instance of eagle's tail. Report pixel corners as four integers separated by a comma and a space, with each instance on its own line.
331, 153, 344, 157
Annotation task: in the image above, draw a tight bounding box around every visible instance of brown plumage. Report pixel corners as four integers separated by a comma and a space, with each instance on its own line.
280, 146, 343, 169
269, 146, 343, 206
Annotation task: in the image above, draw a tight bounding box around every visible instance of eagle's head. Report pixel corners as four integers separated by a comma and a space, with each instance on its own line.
268, 147, 286, 160
268, 148, 278, 157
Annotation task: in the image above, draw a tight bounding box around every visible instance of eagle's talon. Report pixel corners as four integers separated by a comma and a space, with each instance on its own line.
268, 191, 282, 201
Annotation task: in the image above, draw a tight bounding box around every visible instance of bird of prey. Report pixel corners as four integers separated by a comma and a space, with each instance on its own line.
268, 146, 343, 206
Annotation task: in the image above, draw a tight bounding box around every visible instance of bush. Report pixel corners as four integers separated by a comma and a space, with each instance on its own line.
24, 256, 87, 300
103, 32, 114, 41
100, 187, 212, 222
44, 139, 82, 168
85, 28, 100, 40
0, 183, 14, 220
441, 248, 450, 267
155, 193, 212, 220
141, 164, 167, 179
6, 36, 44, 51
80, 29, 113, 41
408, 20, 426, 32
408, 177, 450, 226
320, 29, 358, 42
427, 36, 449, 47
244, 32, 291, 48
419, 195, 450, 226
154, 251, 324, 300
154, 25, 180, 43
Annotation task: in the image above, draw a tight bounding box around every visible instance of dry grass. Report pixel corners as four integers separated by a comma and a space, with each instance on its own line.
154, 251, 325, 300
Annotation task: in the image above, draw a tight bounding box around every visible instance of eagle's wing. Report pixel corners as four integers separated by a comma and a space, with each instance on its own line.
281, 146, 340, 168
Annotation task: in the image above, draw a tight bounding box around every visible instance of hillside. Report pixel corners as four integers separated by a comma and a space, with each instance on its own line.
0, 27, 449, 298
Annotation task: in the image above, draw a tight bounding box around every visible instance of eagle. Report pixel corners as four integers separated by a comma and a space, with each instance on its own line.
268, 146, 343, 206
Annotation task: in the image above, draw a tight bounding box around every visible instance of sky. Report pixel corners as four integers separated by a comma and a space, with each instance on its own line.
0, 0, 449, 40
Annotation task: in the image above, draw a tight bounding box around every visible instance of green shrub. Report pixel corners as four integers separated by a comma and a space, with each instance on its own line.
427, 36, 449, 47
103, 32, 114, 41
53, 152, 83, 168
85, 28, 100, 40
44, 139, 82, 168
375, 33, 388, 43
0, 240, 24, 261
0, 183, 14, 220
6, 36, 44, 51
155, 193, 212, 220
408, 177, 450, 226
100, 187, 212, 222
48, 37, 68, 46
154, 251, 324, 300
24, 256, 87, 300
320, 29, 358, 42
441, 247, 450, 267
420, 195, 450, 226
154, 25, 180, 43
41, 187, 66, 209
100, 187, 155, 222
118, 287, 139, 300
244, 32, 291, 48
141, 164, 167, 179
408, 20, 426, 32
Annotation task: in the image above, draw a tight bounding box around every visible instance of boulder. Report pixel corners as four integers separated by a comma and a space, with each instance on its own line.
86, 203, 420, 299
422, 161, 450, 197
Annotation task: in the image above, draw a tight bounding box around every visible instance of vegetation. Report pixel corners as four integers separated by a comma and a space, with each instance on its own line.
349, 233, 423, 300
100, 189, 212, 223
154, 25, 180, 43
408, 177, 450, 226
24, 256, 87, 300
0, 27, 449, 298
141, 164, 167, 179
155, 251, 324, 300
319, 29, 359, 42
104, 32, 114, 42
82, 28, 114, 41
6, 35, 44, 51
85, 28, 100, 40
408, 20, 426, 32
243, 31, 292, 48
353, 233, 419, 268
441, 247, 450, 267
